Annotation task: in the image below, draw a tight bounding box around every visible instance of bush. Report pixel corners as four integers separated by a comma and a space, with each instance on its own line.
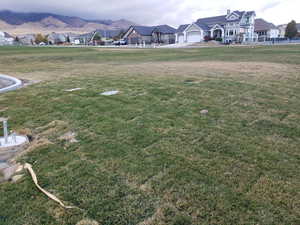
35, 33, 48, 44
173, 215, 192, 225
204, 36, 212, 42
215, 37, 223, 42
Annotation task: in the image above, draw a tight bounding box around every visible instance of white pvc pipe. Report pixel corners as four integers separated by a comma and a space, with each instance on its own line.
3, 120, 8, 144
0, 74, 22, 94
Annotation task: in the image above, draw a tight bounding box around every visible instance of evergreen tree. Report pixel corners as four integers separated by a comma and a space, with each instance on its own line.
285, 20, 298, 38
93, 33, 101, 41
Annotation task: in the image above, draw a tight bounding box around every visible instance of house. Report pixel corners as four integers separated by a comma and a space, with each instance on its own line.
123, 25, 176, 45
18, 34, 36, 45
152, 25, 177, 44
47, 33, 67, 45
176, 10, 256, 44
254, 19, 279, 40
94, 29, 122, 40
278, 24, 287, 38
70, 30, 123, 45
90, 29, 123, 45
0, 31, 15, 45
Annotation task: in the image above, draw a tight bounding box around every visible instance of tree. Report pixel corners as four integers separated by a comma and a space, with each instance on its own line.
285, 20, 298, 39
93, 33, 101, 41
66, 35, 70, 43
35, 33, 48, 44
113, 30, 125, 41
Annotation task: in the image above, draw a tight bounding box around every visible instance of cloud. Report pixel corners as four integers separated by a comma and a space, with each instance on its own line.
0, 0, 299, 27
260, 1, 281, 12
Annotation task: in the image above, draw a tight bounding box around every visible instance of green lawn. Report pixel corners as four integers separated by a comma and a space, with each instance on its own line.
0, 46, 300, 225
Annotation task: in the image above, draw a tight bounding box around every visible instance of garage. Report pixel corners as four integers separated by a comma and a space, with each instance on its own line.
187, 31, 201, 43
178, 35, 184, 43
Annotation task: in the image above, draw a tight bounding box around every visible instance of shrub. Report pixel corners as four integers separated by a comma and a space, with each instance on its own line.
204, 36, 212, 42
173, 215, 192, 225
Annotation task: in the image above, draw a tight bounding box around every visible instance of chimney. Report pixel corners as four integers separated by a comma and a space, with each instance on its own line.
227, 9, 231, 16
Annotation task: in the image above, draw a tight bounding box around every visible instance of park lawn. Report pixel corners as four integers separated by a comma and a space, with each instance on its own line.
0, 45, 300, 225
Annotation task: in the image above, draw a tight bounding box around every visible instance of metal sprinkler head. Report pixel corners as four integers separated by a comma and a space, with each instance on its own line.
0, 118, 28, 148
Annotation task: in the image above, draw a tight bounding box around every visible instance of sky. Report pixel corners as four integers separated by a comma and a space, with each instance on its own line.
0, 0, 299, 26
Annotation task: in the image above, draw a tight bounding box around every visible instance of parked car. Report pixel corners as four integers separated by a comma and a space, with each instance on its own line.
113, 39, 127, 45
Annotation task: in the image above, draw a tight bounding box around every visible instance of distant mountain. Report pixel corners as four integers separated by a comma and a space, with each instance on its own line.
0, 10, 136, 35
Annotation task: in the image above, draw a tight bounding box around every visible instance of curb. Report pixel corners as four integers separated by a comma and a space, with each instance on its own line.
0, 74, 22, 94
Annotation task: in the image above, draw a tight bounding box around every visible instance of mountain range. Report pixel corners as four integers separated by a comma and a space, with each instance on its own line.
0, 10, 136, 36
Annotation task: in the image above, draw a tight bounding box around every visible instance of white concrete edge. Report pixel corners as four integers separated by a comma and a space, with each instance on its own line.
0, 74, 22, 94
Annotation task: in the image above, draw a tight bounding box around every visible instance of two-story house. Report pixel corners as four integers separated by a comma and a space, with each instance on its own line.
175, 10, 256, 44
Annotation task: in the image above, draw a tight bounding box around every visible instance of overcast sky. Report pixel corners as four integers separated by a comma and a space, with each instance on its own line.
0, 0, 299, 26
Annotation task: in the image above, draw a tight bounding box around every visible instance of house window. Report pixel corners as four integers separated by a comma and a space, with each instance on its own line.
229, 30, 234, 36
246, 17, 250, 24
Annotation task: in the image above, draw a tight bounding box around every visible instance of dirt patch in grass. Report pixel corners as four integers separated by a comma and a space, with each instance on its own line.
3, 60, 299, 83
114, 61, 299, 81
12, 120, 77, 161
76, 219, 99, 225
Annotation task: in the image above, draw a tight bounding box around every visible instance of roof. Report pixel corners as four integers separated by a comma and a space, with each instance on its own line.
4, 32, 13, 38
154, 25, 176, 34
196, 15, 227, 27
94, 29, 122, 38
195, 22, 210, 30
125, 25, 176, 36
195, 10, 255, 30
177, 24, 189, 33
255, 19, 277, 32
131, 26, 156, 36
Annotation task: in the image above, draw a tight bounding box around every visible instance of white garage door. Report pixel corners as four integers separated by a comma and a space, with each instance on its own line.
178, 35, 184, 43
187, 32, 201, 43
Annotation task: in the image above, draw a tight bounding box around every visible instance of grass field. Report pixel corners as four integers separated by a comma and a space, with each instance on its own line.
0, 45, 300, 225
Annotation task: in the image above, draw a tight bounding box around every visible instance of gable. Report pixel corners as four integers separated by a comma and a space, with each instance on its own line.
177, 24, 189, 33
211, 24, 223, 30
226, 12, 240, 21
186, 23, 203, 33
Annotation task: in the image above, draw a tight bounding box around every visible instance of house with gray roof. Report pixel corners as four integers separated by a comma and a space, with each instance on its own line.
176, 10, 256, 44
0, 31, 14, 45
254, 19, 279, 40
47, 32, 67, 45
123, 25, 176, 44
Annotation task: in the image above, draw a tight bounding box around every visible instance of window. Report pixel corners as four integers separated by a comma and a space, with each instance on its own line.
229, 30, 234, 36
246, 17, 250, 24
